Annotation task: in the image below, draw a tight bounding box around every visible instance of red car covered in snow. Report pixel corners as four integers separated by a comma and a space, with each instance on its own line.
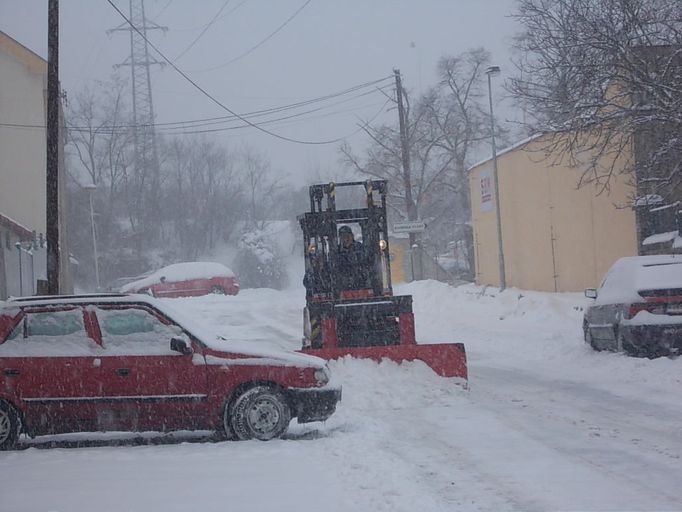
120, 262, 239, 298
0, 294, 340, 449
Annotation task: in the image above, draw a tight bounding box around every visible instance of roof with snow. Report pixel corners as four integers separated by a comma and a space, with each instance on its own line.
467, 133, 544, 173
0, 213, 34, 240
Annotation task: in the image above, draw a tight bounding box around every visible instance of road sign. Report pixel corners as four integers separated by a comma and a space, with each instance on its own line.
393, 221, 426, 234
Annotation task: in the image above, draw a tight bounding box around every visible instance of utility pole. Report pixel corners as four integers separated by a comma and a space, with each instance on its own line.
394, 69, 420, 280
46, 0, 60, 295
83, 184, 100, 290
486, 66, 506, 291
109, 0, 166, 246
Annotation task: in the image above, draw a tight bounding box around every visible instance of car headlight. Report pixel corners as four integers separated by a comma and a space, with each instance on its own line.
314, 366, 330, 386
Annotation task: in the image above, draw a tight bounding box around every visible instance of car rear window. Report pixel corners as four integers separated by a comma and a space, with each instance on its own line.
0, 309, 101, 357
26, 311, 84, 336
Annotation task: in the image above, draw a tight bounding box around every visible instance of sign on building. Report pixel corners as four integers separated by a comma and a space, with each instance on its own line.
480, 168, 493, 212
393, 221, 426, 234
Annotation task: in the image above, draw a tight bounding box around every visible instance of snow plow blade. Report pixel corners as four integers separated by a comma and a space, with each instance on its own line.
301, 342, 468, 381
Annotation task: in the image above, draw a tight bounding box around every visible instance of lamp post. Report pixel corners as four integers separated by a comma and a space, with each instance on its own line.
486, 65, 506, 291
83, 183, 100, 290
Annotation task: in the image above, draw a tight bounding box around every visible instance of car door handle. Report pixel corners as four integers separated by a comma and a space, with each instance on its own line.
3, 369, 20, 377
115, 368, 131, 377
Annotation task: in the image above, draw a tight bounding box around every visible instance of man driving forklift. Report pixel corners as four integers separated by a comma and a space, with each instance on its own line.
337, 225, 370, 291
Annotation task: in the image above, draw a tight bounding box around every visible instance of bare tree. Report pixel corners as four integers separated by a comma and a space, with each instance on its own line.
340, 81, 450, 227
509, 0, 682, 196
423, 48, 499, 226
66, 76, 137, 286
67, 77, 246, 283
239, 147, 282, 230
163, 136, 243, 260
341, 49, 496, 257
67, 76, 133, 217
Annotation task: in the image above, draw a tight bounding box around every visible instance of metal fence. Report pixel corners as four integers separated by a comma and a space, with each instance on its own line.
2, 243, 47, 298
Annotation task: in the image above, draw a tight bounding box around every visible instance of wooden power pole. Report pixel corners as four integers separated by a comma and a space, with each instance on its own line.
393, 69, 421, 279
46, 0, 60, 294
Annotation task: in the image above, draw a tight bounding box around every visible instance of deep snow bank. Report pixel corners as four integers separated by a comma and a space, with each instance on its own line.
173, 279, 680, 409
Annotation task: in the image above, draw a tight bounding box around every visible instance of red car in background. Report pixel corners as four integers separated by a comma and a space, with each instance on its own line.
120, 262, 239, 298
0, 294, 340, 449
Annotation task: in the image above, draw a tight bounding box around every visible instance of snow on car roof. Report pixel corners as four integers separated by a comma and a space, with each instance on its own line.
0, 293, 323, 368
120, 262, 236, 292
150, 298, 324, 368
595, 255, 682, 305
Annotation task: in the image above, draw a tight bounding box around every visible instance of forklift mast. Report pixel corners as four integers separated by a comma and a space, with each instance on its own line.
298, 180, 393, 300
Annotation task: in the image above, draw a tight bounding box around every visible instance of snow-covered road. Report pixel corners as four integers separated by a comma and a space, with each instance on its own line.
1, 282, 680, 512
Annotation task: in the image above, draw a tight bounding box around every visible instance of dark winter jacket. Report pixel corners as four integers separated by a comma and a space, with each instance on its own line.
337, 241, 370, 290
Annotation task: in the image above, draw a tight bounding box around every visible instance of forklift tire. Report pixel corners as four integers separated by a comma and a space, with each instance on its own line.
229, 386, 291, 441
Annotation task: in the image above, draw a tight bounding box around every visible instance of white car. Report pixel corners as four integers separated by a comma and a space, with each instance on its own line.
583, 255, 682, 357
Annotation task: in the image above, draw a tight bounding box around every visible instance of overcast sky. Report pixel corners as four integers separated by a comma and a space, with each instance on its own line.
1, 0, 520, 184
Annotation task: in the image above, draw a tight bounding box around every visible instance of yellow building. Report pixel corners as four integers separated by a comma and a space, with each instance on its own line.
0, 31, 71, 298
468, 134, 638, 292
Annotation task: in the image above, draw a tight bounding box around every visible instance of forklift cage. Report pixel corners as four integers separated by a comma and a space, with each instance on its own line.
297, 180, 393, 301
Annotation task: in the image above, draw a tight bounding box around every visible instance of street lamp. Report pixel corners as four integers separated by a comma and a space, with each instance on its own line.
486, 65, 506, 291
82, 183, 100, 290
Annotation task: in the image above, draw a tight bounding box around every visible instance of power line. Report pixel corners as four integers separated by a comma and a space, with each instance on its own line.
171, 0, 250, 32
150, 78, 391, 130
94, 87, 390, 136
152, 0, 172, 19
106, 0, 384, 145
160, 92, 391, 135
0, 77, 392, 132
155, 82, 392, 131
1, 96, 392, 139
198, 98, 393, 140
173, 0, 231, 61
191, 0, 312, 72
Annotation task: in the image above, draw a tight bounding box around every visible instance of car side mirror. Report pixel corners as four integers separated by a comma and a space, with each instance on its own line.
584, 288, 598, 299
170, 337, 193, 355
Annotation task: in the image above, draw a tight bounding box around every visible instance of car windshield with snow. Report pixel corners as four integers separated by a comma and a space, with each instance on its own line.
0, 294, 340, 449
583, 255, 682, 357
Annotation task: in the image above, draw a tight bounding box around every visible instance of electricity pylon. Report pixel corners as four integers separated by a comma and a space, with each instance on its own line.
109, 0, 167, 245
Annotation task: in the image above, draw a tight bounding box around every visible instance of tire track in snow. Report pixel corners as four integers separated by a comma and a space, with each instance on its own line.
323, 359, 545, 512
469, 365, 682, 510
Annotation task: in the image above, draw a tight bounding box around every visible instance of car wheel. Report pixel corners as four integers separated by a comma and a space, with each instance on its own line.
211, 285, 226, 295
0, 401, 20, 450
228, 386, 291, 441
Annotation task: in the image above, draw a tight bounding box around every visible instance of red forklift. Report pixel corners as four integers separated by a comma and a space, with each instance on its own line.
297, 180, 467, 381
